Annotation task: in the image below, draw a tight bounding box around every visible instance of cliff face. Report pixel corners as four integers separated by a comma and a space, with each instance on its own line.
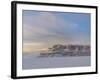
39, 44, 90, 57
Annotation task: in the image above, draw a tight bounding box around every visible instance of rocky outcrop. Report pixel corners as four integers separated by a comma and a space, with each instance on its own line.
38, 44, 90, 57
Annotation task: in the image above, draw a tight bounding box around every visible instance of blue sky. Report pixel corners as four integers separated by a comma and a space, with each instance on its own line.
22, 10, 91, 53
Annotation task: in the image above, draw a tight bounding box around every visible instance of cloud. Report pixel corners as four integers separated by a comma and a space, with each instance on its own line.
23, 42, 48, 53
22, 11, 90, 53
23, 11, 80, 41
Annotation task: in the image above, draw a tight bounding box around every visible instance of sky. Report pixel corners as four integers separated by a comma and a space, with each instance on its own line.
22, 10, 91, 53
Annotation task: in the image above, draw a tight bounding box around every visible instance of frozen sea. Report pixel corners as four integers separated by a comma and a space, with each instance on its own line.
22, 53, 91, 70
